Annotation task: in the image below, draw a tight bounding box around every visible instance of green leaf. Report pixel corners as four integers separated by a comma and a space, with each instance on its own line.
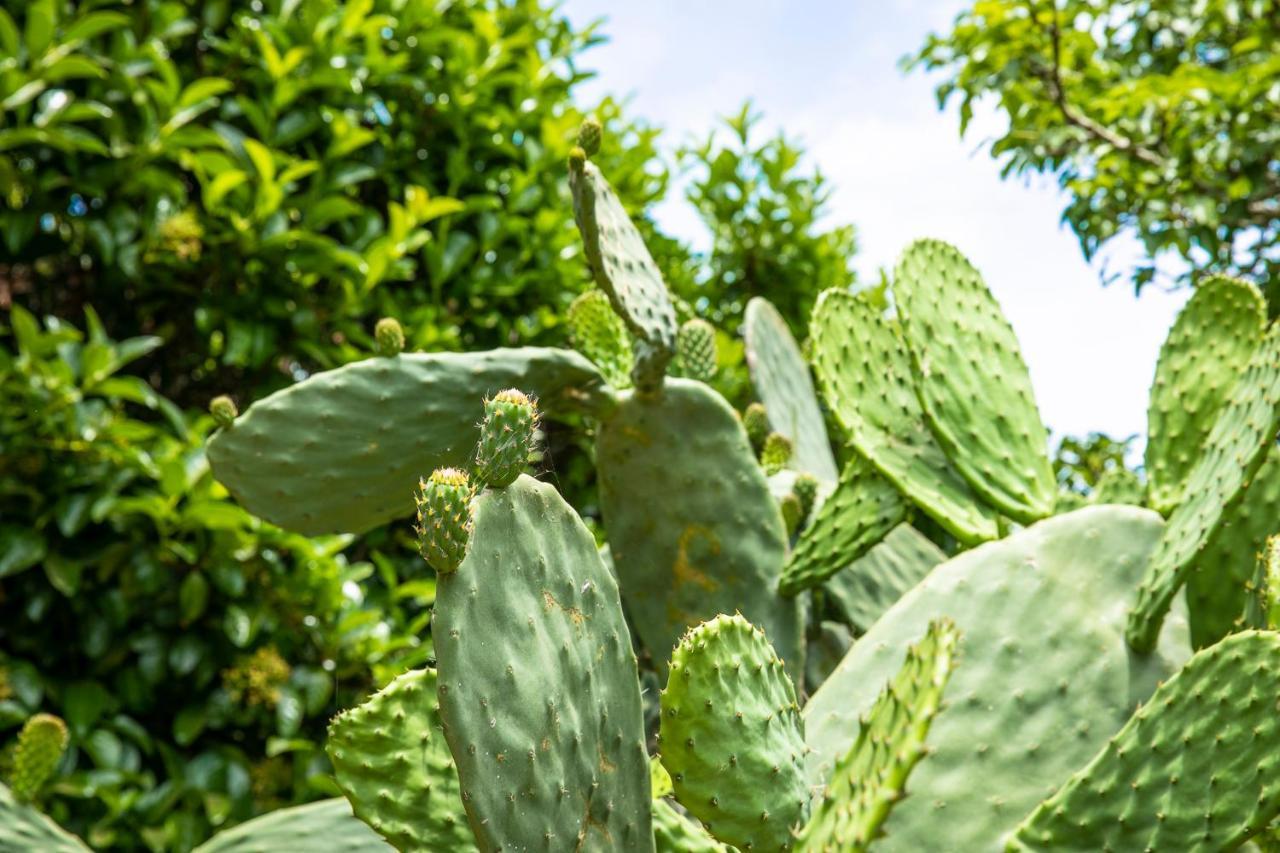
179, 573, 210, 624
23, 0, 56, 59
0, 526, 46, 578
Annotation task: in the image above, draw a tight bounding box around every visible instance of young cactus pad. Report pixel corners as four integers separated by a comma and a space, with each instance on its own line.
795, 619, 959, 852
1144, 274, 1265, 514
191, 799, 390, 853
326, 668, 472, 851
1127, 320, 1280, 652
433, 474, 653, 852
1009, 631, 1280, 851
821, 524, 947, 634
676, 318, 718, 383
803, 506, 1190, 852
809, 288, 997, 544
893, 239, 1055, 523
474, 389, 538, 488
659, 614, 808, 852
596, 379, 804, 682
207, 348, 605, 535
567, 289, 633, 388
743, 297, 839, 483
0, 783, 89, 852
415, 468, 472, 574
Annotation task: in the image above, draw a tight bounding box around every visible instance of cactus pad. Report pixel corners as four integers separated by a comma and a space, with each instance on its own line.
676, 318, 718, 383
743, 297, 839, 483
652, 800, 728, 853
1127, 322, 1280, 652
822, 524, 946, 634
796, 619, 959, 852
1010, 631, 1280, 851
596, 379, 804, 680
569, 158, 677, 391
0, 783, 89, 852
474, 389, 539, 488
809, 288, 997, 543
374, 317, 405, 357
1244, 535, 1280, 629
433, 474, 653, 852
207, 348, 605, 535
568, 289, 633, 388
326, 668, 473, 851
11, 713, 67, 802
1145, 274, 1265, 514
193, 799, 391, 852
893, 239, 1055, 523
415, 468, 473, 574
778, 456, 907, 597
659, 614, 807, 852
804, 506, 1190, 852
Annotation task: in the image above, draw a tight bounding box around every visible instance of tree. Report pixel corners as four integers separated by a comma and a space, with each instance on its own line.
908, 0, 1280, 303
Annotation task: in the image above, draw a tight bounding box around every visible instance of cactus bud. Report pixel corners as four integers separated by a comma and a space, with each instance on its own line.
780, 492, 803, 537
677, 318, 717, 382
761, 432, 793, 475
793, 473, 819, 522
374, 317, 405, 356
415, 468, 473, 574
577, 117, 603, 157
12, 713, 68, 802
568, 146, 587, 173
210, 395, 238, 428
743, 403, 770, 452
475, 389, 539, 488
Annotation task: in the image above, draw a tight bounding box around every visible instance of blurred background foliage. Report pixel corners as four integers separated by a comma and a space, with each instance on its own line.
0, 0, 855, 849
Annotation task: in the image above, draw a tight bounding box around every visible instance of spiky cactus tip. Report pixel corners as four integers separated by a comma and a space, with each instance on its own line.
209, 395, 238, 428
475, 389, 539, 488
12, 713, 68, 802
761, 431, 793, 474
415, 468, 473, 574
743, 402, 770, 452
677, 318, 717, 382
374, 317, 405, 356
577, 117, 602, 158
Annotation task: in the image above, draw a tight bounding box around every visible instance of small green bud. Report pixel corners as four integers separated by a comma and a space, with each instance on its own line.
12, 713, 68, 802
743, 403, 770, 452
577, 117, 603, 157
780, 493, 803, 537
568, 146, 587, 173
761, 432, 793, 475
475, 389, 539, 488
677, 318, 717, 382
210, 395, 238, 428
415, 468, 473, 574
793, 473, 819, 521
374, 317, 405, 356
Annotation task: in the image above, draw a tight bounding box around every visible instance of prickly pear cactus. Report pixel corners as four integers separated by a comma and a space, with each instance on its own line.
596, 378, 804, 681
676, 318, 718, 383
1010, 631, 1280, 851
1145, 274, 1265, 515
192, 799, 391, 853
778, 456, 906, 596
0, 783, 89, 852
659, 614, 808, 852
1244, 535, 1280, 629
10, 713, 67, 802
415, 468, 473, 574
474, 389, 538, 488
433, 473, 653, 852
652, 800, 728, 853
743, 402, 771, 452
207, 348, 606, 535
1127, 322, 1280, 653
804, 507, 1189, 852
796, 619, 959, 852
374, 317, 406, 357
893, 239, 1055, 523
809, 287, 997, 543
568, 289, 633, 388
743, 297, 839, 483
326, 668, 473, 851
821, 524, 946, 634
761, 431, 794, 475
209, 395, 237, 428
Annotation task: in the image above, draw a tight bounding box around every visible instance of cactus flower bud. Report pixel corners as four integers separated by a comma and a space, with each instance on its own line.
475, 389, 539, 488
12, 713, 68, 802
793, 473, 819, 522
677, 318, 717, 383
761, 432, 793, 475
210, 395, 238, 428
416, 468, 473, 574
743, 403, 770, 452
374, 317, 405, 356
577, 117, 603, 157
780, 492, 803, 537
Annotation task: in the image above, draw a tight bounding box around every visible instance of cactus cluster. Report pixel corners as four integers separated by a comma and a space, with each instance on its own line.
138, 116, 1280, 852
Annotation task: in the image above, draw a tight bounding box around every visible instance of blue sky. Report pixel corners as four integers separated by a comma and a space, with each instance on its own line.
561, 0, 1191, 449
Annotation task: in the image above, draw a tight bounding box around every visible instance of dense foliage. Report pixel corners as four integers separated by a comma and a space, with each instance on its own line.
909, 0, 1280, 302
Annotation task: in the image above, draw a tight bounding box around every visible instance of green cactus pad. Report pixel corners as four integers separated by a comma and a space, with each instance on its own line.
893, 239, 1055, 523
474, 389, 539, 488
1243, 535, 1280, 629
568, 289, 633, 388
652, 800, 728, 853
207, 348, 606, 535
596, 379, 804, 681
11, 713, 67, 802
569, 159, 677, 391
804, 506, 1190, 852
743, 297, 839, 483
326, 668, 474, 851
1145, 274, 1265, 514
1127, 322, 1280, 652
0, 782, 89, 852
777, 456, 907, 597
1010, 631, 1280, 852
822, 524, 946, 634
193, 799, 391, 852
796, 619, 959, 852
433, 475, 653, 852
676, 318, 718, 383
810, 288, 998, 544
659, 614, 808, 852
415, 468, 473, 574
374, 317, 405, 357
1184, 446, 1280, 647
